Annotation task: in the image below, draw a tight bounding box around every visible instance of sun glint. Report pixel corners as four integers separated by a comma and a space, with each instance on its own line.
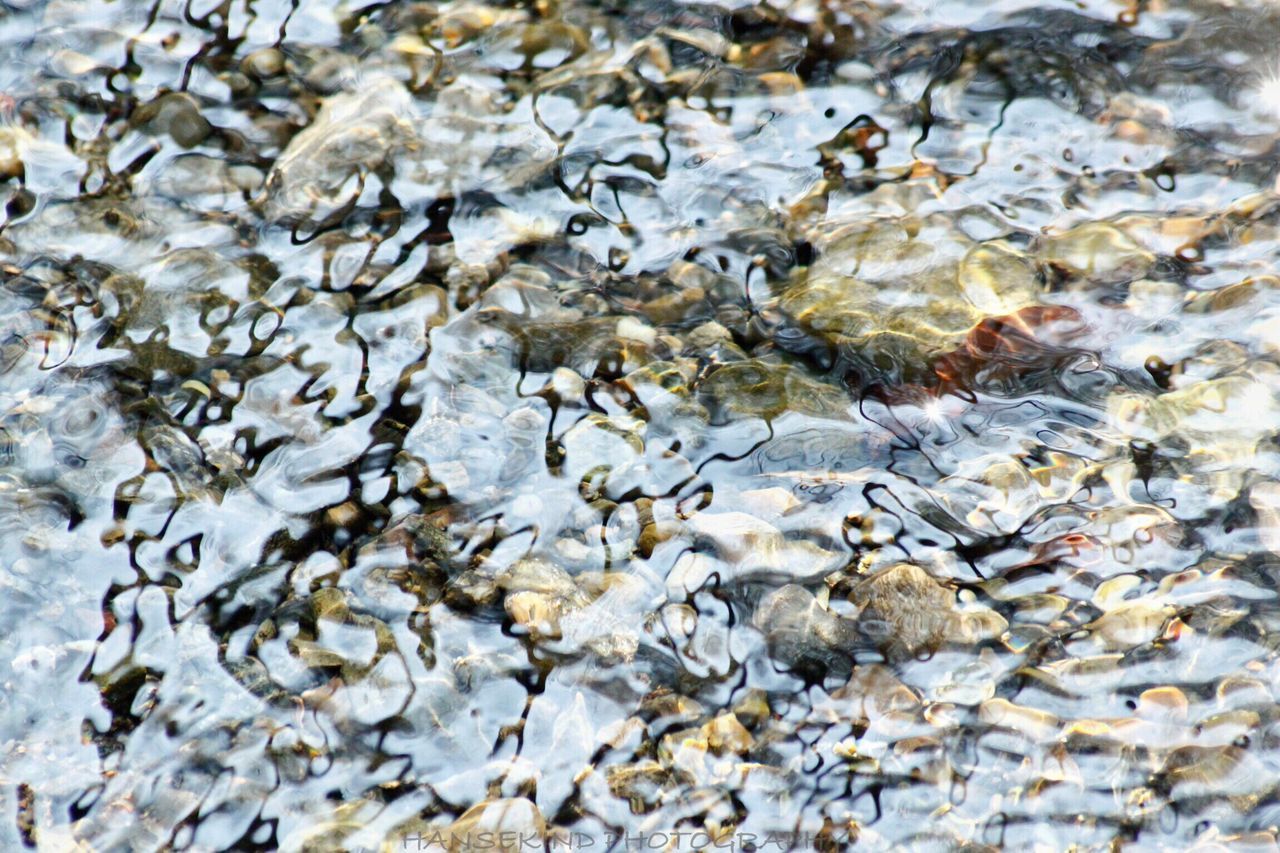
1256, 71, 1280, 120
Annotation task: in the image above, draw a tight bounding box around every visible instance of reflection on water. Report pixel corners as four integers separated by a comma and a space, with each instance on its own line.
3, 0, 1280, 848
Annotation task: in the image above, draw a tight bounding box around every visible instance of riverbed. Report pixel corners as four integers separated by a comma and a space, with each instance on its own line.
3, 0, 1280, 849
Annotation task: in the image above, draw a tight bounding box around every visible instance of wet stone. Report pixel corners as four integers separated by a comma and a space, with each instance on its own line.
262, 76, 417, 228
754, 584, 856, 679
848, 563, 1006, 660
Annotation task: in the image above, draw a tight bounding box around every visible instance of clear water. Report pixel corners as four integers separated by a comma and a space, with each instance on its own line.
3, 0, 1280, 849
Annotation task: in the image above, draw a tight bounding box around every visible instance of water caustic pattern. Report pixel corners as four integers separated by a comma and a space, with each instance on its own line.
3, 0, 1280, 849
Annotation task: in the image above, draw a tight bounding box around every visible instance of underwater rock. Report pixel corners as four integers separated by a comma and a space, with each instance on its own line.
754, 584, 856, 678
776, 219, 1041, 379
698, 359, 851, 423
1039, 222, 1154, 283
848, 563, 1005, 660
263, 77, 416, 228
445, 797, 548, 852
685, 511, 846, 584
1251, 482, 1280, 557
1110, 363, 1280, 504
133, 92, 212, 148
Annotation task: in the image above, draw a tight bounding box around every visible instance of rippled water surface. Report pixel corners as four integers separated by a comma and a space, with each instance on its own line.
4, 0, 1280, 849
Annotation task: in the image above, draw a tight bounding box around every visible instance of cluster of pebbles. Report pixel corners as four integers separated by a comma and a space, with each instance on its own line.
3, 0, 1280, 850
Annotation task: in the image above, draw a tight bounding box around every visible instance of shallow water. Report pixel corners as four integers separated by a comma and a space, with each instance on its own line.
3, 0, 1280, 849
